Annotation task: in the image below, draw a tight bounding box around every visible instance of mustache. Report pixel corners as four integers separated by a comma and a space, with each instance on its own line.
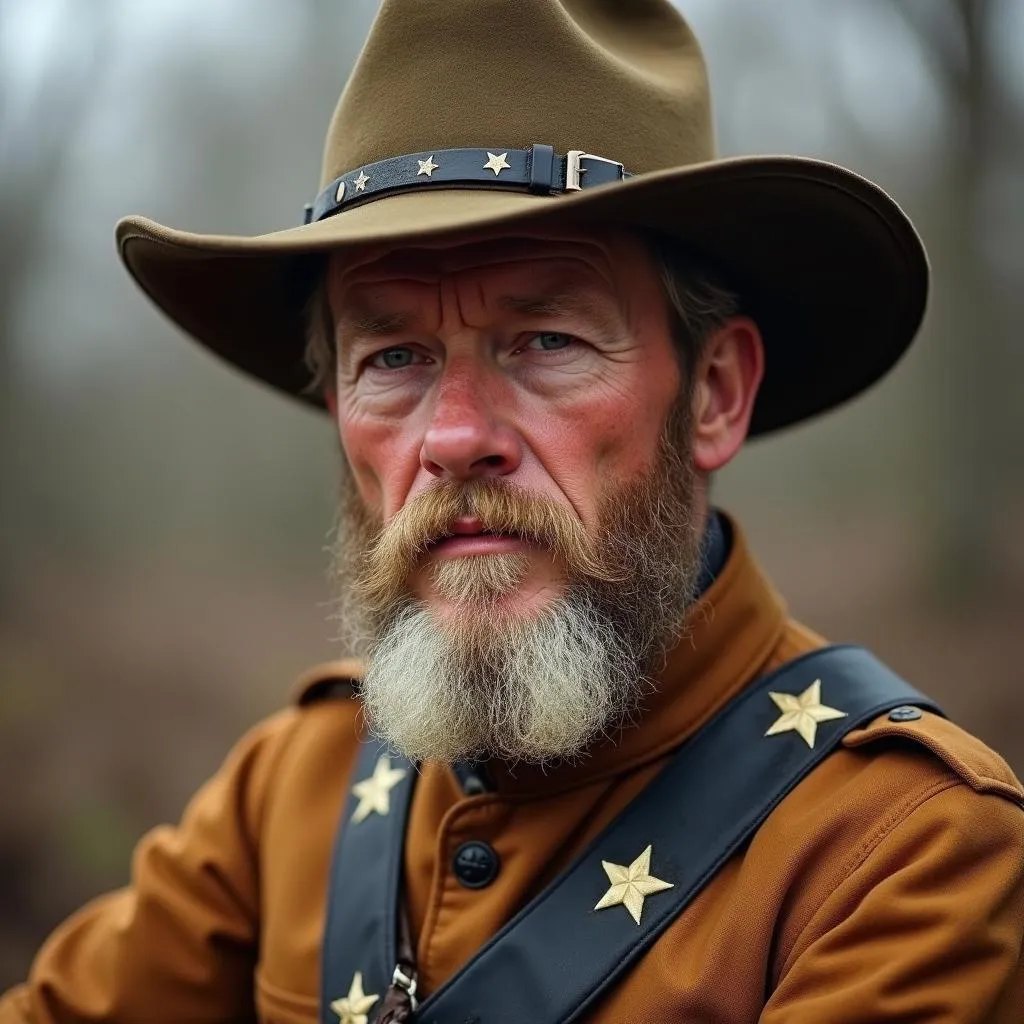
355, 478, 623, 609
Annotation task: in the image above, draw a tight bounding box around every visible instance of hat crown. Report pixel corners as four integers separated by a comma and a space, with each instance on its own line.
320, 0, 715, 186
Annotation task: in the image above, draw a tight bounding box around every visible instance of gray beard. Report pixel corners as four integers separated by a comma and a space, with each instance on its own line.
359, 586, 649, 765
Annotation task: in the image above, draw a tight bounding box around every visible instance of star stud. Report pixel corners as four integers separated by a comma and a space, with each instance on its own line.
351, 755, 407, 823
417, 155, 439, 177
330, 971, 378, 1024
483, 151, 511, 176
354, 171, 370, 192
765, 679, 847, 749
594, 844, 673, 926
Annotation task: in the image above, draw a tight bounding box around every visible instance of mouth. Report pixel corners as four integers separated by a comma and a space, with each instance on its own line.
427, 521, 532, 559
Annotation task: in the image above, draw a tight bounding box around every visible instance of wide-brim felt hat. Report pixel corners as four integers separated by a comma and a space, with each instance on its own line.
116, 0, 928, 437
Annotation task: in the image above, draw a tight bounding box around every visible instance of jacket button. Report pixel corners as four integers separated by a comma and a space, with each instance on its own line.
888, 705, 923, 722
452, 840, 500, 889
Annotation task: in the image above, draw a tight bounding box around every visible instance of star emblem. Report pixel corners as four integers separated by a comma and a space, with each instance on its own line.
765, 679, 847, 748
483, 151, 511, 176
417, 155, 439, 177
594, 844, 673, 926
330, 971, 378, 1024
353, 171, 370, 192
351, 755, 407, 823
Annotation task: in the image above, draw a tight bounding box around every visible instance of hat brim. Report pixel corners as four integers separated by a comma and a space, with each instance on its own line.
116, 155, 927, 436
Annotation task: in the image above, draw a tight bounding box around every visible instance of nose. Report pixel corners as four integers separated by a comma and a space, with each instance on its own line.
420, 367, 522, 481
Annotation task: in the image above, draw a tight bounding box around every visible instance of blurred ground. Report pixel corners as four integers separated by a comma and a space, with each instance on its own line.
1, 0, 1022, 990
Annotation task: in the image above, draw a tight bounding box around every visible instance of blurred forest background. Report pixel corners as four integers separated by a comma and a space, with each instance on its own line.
1, 0, 1022, 987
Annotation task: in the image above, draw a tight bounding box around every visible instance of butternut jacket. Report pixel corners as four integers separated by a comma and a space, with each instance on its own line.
3, 523, 1023, 1022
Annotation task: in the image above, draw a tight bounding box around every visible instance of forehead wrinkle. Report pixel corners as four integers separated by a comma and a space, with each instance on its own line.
331, 267, 442, 332
337, 306, 413, 337
334, 280, 441, 343
327, 228, 635, 295
496, 275, 630, 337
435, 240, 614, 276
500, 290, 605, 319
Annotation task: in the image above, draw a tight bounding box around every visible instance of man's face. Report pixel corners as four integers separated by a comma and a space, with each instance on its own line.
330, 230, 684, 601
326, 228, 705, 764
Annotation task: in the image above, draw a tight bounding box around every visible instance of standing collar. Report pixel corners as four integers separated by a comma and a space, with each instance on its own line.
694, 509, 729, 597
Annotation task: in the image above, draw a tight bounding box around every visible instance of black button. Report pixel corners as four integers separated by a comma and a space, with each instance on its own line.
888, 705, 923, 722
452, 840, 500, 889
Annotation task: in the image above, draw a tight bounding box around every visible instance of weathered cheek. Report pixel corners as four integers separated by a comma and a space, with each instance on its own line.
599, 378, 678, 484
589, 403, 639, 460
338, 413, 418, 518
582, 387, 664, 472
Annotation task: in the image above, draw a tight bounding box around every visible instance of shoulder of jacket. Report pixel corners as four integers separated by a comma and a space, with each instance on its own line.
290, 658, 364, 706
843, 707, 1024, 806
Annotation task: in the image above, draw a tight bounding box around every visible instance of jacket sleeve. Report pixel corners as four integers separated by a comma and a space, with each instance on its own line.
0, 708, 301, 1024
761, 781, 1024, 1023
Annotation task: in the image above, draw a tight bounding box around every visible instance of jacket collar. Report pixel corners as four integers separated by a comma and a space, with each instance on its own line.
694, 508, 729, 596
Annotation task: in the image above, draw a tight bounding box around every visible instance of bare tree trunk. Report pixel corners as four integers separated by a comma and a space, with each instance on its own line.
898, 0, 1004, 604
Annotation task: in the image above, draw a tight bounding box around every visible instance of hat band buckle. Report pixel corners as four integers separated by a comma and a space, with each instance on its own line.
565, 151, 625, 192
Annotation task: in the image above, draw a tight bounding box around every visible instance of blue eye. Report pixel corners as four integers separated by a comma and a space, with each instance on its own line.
373, 347, 415, 369
529, 332, 573, 351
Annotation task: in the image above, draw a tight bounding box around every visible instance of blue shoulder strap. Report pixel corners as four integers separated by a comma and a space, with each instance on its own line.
320, 645, 943, 1023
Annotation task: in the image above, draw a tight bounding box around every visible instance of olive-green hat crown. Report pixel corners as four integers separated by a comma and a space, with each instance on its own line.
322, 0, 713, 185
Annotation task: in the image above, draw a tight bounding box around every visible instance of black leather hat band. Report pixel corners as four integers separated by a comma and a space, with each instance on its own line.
302, 145, 631, 224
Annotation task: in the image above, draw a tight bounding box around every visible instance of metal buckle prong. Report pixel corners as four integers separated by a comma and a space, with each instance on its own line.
565, 151, 624, 192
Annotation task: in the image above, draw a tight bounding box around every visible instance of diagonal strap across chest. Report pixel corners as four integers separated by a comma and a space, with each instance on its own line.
320, 645, 943, 1024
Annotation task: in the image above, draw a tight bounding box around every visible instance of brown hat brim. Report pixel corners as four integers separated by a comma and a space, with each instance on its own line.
116, 155, 927, 437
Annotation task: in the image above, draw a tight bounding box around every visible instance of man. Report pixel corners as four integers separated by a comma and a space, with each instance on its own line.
3, 0, 1022, 1021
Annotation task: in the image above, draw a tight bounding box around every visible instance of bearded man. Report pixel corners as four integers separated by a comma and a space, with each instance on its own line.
4, 1, 1023, 1022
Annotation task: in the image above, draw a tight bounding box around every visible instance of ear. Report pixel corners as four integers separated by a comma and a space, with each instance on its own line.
691, 317, 765, 473
324, 387, 338, 419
